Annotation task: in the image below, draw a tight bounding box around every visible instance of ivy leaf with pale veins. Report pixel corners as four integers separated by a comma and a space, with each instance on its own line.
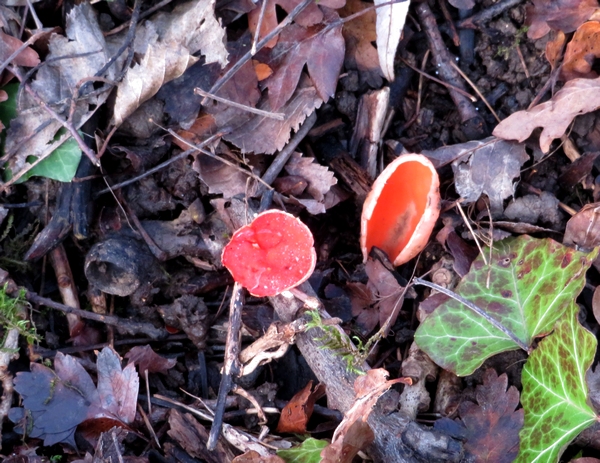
414, 235, 597, 376
493, 76, 600, 153
458, 369, 523, 463
516, 303, 597, 463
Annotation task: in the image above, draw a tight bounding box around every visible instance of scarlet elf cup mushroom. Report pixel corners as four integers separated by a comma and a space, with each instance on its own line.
361, 153, 441, 266
221, 210, 317, 297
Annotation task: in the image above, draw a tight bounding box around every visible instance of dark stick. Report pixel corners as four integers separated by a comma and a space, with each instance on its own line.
207, 282, 244, 450
415, 1, 487, 140
412, 277, 530, 352
456, 0, 525, 29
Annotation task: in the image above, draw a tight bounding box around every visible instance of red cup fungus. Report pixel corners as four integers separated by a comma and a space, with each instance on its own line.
361, 153, 441, 266
222, 210, 317, 297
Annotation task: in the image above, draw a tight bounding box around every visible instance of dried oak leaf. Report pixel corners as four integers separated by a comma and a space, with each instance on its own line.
493, 77, 600, 153
261, 18, 344, 111
277, 380, 326, 433
111, 0, 228, 127
248, 0, 345, 48
562, 21, 600, 80
284, 151, 338, 202
526, 0, 600, 39
124, 345, 177, 374
223, 74, 323, 154
10, 347, 138, 447
4, 3, 112, 176
457, 369, 523, 463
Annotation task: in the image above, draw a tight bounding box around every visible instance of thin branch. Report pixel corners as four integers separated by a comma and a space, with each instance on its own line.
194, 87, 285, 120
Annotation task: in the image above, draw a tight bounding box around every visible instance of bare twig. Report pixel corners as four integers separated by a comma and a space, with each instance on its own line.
251, 0, 270, 55
95, 131, 225, 197
456, 0, 525, 29
105, 0, 175, 36
450, 60, 501, 123
207, 282, 244, 450
194, 88, 285, 120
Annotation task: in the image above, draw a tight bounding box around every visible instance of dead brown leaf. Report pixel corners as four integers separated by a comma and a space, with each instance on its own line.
0, 31, 39, 67
444, 137, 529, 214
340, 0, 382, 87
457, 369, 523, 463
262, 19, 344, 111
3, 3, 113, 176
493, 77, 600, 153
232, 450, 286, 463
124, 345, 177, 374
321, 369, 411, 462
526, 0, 600, 39
277, 380, 326, 433
564, 202, 600, 249
284, 151, 337, 202
248, 0, 345, 49
545, 30, 566, 69
111, 0, 228, 127
562, 21, 600, 80
223, 74, 323, 154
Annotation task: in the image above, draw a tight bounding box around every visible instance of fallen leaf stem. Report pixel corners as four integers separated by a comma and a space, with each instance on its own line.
413, 277, 530, 352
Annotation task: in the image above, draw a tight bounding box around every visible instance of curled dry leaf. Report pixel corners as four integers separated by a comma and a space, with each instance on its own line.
374, 0, 409, 81
0, 31, 40, 67
493, 76, 600, 153
277, 380, 326, 433
124, 344, 177, 374
526, 0, 600, 39
562, 21, 600, 80
248, 0, 346, 48
321, 369, 411, 462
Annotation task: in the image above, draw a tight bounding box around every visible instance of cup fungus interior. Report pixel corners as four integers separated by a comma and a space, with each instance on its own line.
363, 159, 436, 263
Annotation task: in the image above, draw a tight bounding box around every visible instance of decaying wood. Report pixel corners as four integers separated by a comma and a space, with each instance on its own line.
350, 88, 390, 179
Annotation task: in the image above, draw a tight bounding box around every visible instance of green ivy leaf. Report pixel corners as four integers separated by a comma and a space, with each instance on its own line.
414, 236, 596, 376
516, 302, 597, 463
17, 133, 82, 182
0, 84, 81, 183
277, 438, 329, 463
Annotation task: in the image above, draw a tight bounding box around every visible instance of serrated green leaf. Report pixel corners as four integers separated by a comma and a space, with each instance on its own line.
277, 438, 329, 463
516, 303, 597, 463
414, 236, 597, 376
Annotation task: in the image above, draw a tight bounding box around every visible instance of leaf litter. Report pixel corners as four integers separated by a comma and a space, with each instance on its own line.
7, 0, 600, 462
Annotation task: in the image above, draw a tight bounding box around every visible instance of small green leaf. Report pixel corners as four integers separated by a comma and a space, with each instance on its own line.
277, 438, 329, 463
516, 303, 597, 463
17, 133, 82, 182
0, 83, 18, 127
414, 236, 596, 376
